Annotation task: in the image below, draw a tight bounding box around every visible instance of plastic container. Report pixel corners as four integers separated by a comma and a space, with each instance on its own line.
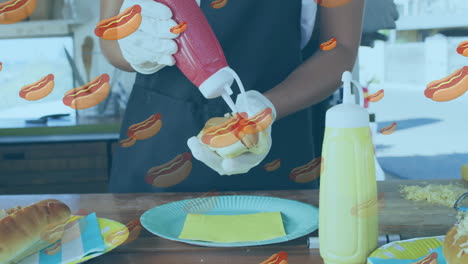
158, 0, 243, 112
319, 71, 379, 264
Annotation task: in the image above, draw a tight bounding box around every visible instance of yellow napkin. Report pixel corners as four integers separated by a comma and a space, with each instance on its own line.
178, 212, 286, 243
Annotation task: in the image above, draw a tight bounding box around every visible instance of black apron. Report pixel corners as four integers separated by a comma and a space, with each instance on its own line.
110, 0, 322, 193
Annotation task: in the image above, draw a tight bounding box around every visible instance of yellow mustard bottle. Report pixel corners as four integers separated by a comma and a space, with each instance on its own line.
319, 71, 378, 264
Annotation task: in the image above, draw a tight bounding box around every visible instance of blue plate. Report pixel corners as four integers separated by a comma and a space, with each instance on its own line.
140, 195, 319, 247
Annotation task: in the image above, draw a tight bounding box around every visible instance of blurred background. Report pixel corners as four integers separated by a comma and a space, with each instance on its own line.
358, 0, 468, 181
0, 0, 466, 194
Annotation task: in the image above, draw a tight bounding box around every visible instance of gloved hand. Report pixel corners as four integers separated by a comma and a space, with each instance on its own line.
187, 90, 277, 175
118, 0, 200, 74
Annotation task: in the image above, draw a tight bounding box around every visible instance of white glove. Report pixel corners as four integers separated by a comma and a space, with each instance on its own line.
118, 0, 200, 74
187, 90, 277, 175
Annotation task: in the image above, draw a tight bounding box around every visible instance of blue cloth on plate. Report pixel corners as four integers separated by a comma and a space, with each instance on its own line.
368, 246, 446, 264
20, 213, 106, 264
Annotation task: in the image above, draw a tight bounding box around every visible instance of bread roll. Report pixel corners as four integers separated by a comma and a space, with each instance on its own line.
0, 199, 71, 264
443, 214, 468, 264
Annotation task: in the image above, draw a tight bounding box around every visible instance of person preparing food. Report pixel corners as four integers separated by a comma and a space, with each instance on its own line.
100, 0, 366, 193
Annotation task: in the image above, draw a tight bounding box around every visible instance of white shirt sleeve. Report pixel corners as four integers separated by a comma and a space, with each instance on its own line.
300, 0, 318, 49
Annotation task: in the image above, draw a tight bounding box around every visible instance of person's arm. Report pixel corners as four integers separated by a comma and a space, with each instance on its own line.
264, 0, 365, 120
99, 0, 134, 72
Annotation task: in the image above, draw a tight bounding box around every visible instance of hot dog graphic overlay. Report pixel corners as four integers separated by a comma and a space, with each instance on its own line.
380, 122, 397, 135
264, 159, 281, 172
95, 5, 142, 40
314, 0, 353, 8
145, 152, 192, 188
201, 108, 273, 148
320, 37, 337, 51
290, 157, 321, 183
210, 0, 228, 9
122, 218, 142, 245
456, 41, 468, 57
424, 66, 468, 102
260, 251, 288, 264
170, 21, 187, 34
119, 137, 137, 148
19, 74, 54, 101
0, 62, 3, 72
367, 89, 384, 103
411, 252, 438, 264
63, 74, 110, 110
0, 0, 36, 24
127, 113, 162, 141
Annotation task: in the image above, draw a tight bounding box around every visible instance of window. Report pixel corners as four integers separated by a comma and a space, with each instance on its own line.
0, 36, 75, 127
358, 0, 468, 181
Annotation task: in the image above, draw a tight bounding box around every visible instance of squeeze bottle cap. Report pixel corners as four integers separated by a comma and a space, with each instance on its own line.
325, 71, 369, 128
199, 67, 248, 114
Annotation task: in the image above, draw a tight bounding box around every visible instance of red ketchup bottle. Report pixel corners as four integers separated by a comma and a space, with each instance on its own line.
156, 0, 241, 111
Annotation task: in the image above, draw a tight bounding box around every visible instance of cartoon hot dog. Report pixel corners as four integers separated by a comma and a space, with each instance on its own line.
264, 159, 281, 172
127, 113, 163, 140
122, 218, 142, 245
210, 0, 228, 9
44, 242, 61, 256
320, 37, 337, 51
63, 74, 110, 110
119, 137, 137, 148
105, 227, 129, 246
260, 251, 288, 264
201, 114, 247, 148
0, 62, 2, 72
380, 122, 397, 135
425, 66, 468, 102
239, 107, 273, 135
314, 0, 353, 8
456, 41, 468, 57
290, 157, 321, 183
367, 89, 384, 103
95, 5, 142, 40
19, 74, 54, 101
145, 152, 192, 188
411, 252, 438, 264
0, 0, 36, 24
201, 108, 273, 148
170, 21, 187, 34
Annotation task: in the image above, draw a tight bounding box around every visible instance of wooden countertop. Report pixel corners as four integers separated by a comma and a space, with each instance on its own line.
0, 179, 466, 264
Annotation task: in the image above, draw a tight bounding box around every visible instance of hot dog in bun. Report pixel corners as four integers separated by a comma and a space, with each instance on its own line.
411, 252, 438, 264
95, 5, 142, 40
260, 251, 288, 264
264, 159, 281, 172
127, 113, 162, 140
456, 41, 468, 57
443, 214, 468, 264
0, 200, 71, 263
19, 74, 54, 101
119, 137, 137, 148
315, 0, 353, 8
425, 66, 468, 102
210, 0, 228, 9
145, 152, 192, 188
290, 157, 321, 183
198, 115, 269, 159
63, 74, 110, 110
320, 38, 337, 51
0, 0, 36, 24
